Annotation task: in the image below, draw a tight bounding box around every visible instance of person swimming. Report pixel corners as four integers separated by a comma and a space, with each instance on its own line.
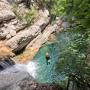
45, 52, 50, 65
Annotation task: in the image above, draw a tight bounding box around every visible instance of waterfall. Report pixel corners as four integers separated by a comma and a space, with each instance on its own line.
0, 61, 10, 69
26, 61, 38, 78
13, 61, 38, 78
1, 60, 38, 78
0, 58, 15, 71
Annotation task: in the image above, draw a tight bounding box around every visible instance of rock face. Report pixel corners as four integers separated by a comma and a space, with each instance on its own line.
6, 17, 50, 52
7, 80, 62, 90
0, 0, 50, 53
0, 0, 27, 40
15, 19, 62, 62
0, 0, 15, 23
0, 19, 27, 39
27, 19, 62, 49
0, 0, 62, 62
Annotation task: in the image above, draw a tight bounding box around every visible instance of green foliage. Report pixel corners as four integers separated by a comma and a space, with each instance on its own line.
54, 0, 90, 89
34, 0, 66, 17
12, 5, 36, 25
23, 9, 36, 25
50, 0, 66, 16
55, 31, 90, 89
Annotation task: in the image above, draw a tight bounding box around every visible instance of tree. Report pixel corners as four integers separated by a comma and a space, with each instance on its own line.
55, 0, 90, 89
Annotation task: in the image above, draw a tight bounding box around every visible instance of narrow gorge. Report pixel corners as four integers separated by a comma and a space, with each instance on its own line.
0, 0, 90, 90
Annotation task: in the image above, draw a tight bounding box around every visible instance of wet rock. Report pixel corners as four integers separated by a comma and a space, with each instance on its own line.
0, 58, 15, 71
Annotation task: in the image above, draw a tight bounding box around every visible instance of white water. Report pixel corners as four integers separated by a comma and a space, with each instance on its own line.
1, 60, 38, 78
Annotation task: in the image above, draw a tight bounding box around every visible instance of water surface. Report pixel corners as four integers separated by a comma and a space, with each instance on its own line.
34, 31, 74, 84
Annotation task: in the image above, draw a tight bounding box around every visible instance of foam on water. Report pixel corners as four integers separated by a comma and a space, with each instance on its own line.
1, 60, 38, 78
26, 61, 38, 78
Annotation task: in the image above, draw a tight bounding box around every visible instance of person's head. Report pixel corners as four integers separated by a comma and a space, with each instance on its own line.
46, 52, 49, 56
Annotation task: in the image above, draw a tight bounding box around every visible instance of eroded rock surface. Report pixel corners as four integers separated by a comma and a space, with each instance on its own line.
0, 0, 15, 23
6, 17, 50, 52
0, 0, 27, 40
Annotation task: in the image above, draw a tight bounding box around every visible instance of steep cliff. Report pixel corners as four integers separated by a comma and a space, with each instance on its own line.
0, 0, 62, 63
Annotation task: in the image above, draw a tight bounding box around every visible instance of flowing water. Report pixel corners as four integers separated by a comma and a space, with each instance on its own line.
1, 61, 38, 78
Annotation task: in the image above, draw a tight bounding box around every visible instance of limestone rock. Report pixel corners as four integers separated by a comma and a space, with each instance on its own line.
26, 19, 62, 49
0, 0, 15, 23
0, 0, 27, 39
6, 34, 12, 39
10, 30, 17, 37
0, 18, 27, 39
6, 17, 50, 52
38, 9, 49, 17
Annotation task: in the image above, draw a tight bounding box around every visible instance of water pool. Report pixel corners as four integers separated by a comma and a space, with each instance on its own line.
33, 32, 74, 84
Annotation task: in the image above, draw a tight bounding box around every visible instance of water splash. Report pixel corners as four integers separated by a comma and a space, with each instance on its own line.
1, 60, 38, 78
26, 61, 38, 78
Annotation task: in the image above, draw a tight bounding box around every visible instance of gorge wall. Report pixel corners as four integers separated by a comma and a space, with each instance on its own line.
0, 0, 62, 63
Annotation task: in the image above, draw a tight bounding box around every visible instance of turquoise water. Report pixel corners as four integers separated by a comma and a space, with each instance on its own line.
33, 32, 75, 84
